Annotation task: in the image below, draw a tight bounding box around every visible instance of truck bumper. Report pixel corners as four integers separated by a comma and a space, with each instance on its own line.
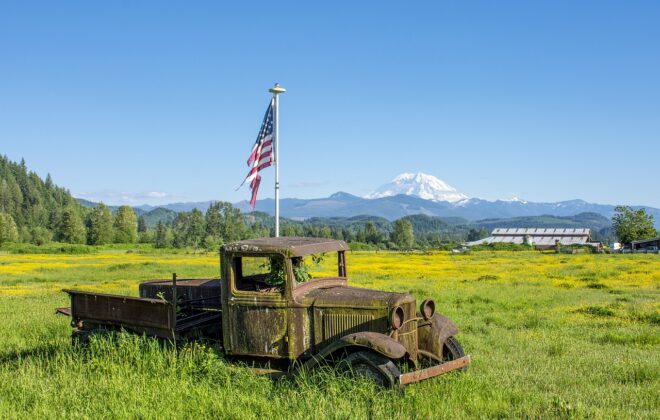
398, 355, 470, 386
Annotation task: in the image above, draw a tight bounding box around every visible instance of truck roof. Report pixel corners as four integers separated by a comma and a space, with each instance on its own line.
223, 237, 349, 257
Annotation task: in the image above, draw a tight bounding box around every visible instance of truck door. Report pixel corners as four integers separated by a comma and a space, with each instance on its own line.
225, 254, 288, 357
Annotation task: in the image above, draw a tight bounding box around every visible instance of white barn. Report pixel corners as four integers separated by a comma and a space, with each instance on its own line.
466, 228, 594, 250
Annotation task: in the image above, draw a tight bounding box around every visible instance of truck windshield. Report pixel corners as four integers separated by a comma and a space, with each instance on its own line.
292, 252, 339, 287
235, 255, 286, 293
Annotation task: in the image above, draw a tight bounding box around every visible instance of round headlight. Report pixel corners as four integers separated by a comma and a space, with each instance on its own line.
390, 306, 405, 330
420, 299, 435, 321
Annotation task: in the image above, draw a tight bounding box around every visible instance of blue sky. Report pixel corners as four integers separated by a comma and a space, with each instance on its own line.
1, 1, 659, 207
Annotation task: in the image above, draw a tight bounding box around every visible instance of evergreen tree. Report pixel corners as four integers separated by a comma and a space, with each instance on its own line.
188, 208, 205, 248
0, 155, 86, 243
249, 220, 270, 238
88, 203, 114, 245
0, 212, 18, 244
219, 202, 246, 242
205, 202, 222, 239
172, 212, 190, 247
45, 173, 54, 190
204, 202, 247, 245
155, 221, 169, 248
362, 222, 384, 245
137, 215, 147, 233
30, 226, 52, 245
319, 226, 332, 238
114, 205, 138, 243
466, 228, 488, 241
391, 219, 414, 248
57, 206, 86, 244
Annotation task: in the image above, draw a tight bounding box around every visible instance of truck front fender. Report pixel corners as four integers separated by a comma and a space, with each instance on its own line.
300, 331, 407, 371
417, 313, 459, 358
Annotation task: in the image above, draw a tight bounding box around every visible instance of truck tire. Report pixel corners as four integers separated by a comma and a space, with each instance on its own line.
71, 329, 92, 347
340, 350, 400, 388
443, 336, 468, 372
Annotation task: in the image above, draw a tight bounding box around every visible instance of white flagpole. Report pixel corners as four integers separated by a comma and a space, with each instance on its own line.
269, 83, 286, 237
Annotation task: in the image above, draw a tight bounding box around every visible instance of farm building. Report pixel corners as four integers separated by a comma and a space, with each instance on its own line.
630, 237, 660, 253
465, 228, 597, 250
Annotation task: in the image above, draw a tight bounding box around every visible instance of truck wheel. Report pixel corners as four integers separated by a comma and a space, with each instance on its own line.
71, 330, 92, 346
340, 350, 400, 388
443, 336, 468, 372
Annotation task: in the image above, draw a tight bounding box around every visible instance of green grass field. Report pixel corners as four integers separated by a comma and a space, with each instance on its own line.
0, 248, 658, 419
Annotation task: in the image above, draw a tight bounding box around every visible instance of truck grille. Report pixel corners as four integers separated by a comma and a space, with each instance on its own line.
322, 313, 374, 341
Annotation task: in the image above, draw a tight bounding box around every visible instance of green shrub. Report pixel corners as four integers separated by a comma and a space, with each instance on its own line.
471, 242, 533, 251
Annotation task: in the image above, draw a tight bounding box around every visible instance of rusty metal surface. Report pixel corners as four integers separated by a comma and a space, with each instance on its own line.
298, 285, 415, 309
140, 278, 220, 287
396, 302, 419, 361
227, 299, 288, 357
398, 355, 471, 385
292, 278, 347, 297
55, 307, 71, 316
340, 332, 408, 359
64, 289, 174, 337
323, 313, 374, 341
417, 313, 459, 359
140, 279, 221, 308
58, 236, 469, 388
220, 244, 424, 362
223, 237, 349, 257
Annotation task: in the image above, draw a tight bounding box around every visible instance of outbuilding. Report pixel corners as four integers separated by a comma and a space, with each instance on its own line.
630, 237, 660, 253
465, 228, 597, 250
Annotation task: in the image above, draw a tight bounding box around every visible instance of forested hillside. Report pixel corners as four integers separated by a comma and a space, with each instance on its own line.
0, 155, 82, 244
0, 157, 264, 247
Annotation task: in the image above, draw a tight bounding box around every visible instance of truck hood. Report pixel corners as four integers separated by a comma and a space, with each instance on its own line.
298, 285, 415, 309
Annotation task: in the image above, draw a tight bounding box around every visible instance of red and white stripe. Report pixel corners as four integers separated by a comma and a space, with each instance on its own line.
244, 135, 273, 185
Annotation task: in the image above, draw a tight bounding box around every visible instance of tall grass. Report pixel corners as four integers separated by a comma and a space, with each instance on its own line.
0, 248, 658, 418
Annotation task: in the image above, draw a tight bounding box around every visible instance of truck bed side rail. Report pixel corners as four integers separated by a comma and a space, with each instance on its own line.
63, 289, 175, 333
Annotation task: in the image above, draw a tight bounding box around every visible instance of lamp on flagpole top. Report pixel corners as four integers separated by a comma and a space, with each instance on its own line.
269, 83, 285, 237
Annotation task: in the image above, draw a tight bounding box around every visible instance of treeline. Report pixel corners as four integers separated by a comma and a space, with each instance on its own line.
0, 156, 622, 250
0, 156, 267, 248
0, 155, 83, 245
0, 156, 429, 249
150, 202, 269, 248
277, 218, 417, 249
272, 213, 478, 248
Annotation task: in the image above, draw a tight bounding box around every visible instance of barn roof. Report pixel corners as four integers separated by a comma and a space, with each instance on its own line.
465, 227, 593, 248
491, 228, 591, 236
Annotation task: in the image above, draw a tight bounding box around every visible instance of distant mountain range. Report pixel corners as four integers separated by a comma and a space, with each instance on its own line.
234, 192, 660, 226
76, 172, 660, 228
233, 173, 660, 224
77, 198, 178, 228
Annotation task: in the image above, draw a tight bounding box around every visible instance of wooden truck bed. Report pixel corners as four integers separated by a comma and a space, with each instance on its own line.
61, 278, 222, 340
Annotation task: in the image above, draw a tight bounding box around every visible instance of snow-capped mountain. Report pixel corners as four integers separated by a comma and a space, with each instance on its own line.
88, 171, 658, 226
366, 173, 468, 202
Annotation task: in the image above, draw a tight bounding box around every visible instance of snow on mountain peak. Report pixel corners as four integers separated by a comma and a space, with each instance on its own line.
501, 195, 528, 204
366, 172, 468, 202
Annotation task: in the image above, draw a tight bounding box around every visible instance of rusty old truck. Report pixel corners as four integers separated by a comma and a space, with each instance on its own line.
57, 237, 470, 388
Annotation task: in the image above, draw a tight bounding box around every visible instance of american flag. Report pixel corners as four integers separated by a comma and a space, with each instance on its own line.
240, 98, 274, 207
